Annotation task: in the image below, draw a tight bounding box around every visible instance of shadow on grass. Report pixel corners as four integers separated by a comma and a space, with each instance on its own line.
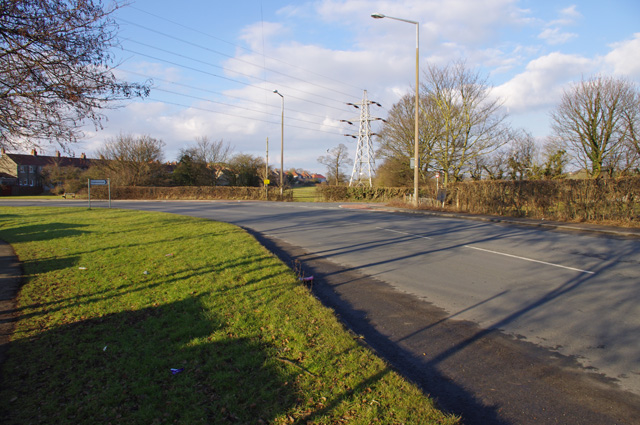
1, 222, 90, 242
1, 295, 298, 424
20, 255, 81, 275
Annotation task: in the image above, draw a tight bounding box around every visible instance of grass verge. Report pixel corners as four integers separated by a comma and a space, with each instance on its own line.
0, 207, 459, 424
292, 186, 320, 202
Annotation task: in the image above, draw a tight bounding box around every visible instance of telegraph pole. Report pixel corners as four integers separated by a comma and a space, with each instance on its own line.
265, 137, 269, 200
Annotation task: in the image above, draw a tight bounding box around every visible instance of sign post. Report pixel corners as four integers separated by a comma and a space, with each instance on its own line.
88, 179, 111, 209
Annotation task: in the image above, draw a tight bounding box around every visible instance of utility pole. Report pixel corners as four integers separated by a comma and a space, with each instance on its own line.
265, 137, 269, 200
343, 90, 383, 187
273, 90, 284, 197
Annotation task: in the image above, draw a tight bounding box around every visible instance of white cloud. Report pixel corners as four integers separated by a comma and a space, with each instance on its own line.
537, 4, 581, 46
239, 21, 288, 52
604, 33, 640, 77
317, 0, 524, 48
538, 28, 577, 45
493, 52, 594, 112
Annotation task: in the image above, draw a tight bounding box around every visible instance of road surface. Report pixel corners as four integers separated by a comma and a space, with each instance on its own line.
2, 199, 639, 424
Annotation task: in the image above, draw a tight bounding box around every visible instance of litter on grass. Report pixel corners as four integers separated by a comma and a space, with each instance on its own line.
165, 253, 174, 257
143, 271, 149, 275
299, 276, 314, 282
170, 368, 184, 375
78, 267, 87, 270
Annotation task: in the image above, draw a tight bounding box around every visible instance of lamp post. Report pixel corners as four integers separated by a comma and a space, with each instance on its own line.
273, 90, 284, 197
372, 13, 420, 207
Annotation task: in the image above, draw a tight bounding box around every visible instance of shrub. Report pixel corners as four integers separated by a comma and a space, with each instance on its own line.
84, 186, 293, 201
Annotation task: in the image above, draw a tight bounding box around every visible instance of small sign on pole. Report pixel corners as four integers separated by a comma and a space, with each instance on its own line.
87, 178, 111, 209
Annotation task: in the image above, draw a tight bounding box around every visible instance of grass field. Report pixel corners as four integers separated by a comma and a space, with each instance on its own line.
292, 186, 320, 202
0, 207, 458, 424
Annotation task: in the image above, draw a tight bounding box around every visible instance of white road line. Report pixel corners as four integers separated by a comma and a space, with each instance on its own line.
377, 227, 594, 275
377, 227, 433, 240
463, 245, 595, 275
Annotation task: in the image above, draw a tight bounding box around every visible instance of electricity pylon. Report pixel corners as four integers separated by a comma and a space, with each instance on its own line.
343, 90, 383, 187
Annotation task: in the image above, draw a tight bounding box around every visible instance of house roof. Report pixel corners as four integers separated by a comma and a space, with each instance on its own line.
3, 153, 94, 169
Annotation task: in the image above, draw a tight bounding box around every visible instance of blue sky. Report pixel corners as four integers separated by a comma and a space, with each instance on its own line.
68, 0, 640, 173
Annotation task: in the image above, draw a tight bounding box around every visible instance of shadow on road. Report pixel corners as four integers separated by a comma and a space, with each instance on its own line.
249, 229, 640, 425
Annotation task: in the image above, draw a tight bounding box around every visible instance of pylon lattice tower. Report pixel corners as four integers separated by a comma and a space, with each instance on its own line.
344, 90, 382, 187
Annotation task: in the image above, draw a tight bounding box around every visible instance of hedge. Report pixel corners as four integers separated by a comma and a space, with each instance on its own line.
84, 186, 293, 201
317, 178, 640, 226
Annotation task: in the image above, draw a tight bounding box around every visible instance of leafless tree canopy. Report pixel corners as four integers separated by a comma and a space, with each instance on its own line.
506, 130, 538, 180
551, 75, 639, 178
378, 61, 511, 186
0, 0, 149, 150
96, 133, 165, 186
423, 61, 511, 185
318, 143, 352, 185
376, 93, 439, 178
175, 136, 233, 186
185, 136, 233, 167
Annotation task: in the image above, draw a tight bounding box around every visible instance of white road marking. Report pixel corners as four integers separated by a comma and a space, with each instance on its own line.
376, 227, 433, 240
377, 227, 595, 275
462, 245, 595, 275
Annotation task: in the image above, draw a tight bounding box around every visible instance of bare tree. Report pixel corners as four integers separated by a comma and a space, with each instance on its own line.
551, 75, 639, 178
482, 149, 509, 180
318, 144, 353, 185
423, 61, 511, 185
0, 0, 149, 150
377, 93, 440, 185
179, 136, 233, 185
96, 133, 166, 186
507, 130, 538, 180
189, 136, 233, 166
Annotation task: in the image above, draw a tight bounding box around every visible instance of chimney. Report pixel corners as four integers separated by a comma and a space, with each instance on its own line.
31, 148, 37, 156
55, 151, 61, 158
1, 147, 5, 155
80, 153, 86, 159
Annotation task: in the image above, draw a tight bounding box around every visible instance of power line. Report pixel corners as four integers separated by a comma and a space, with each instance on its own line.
126, 5, 366, 94
152, 87, 347, 131
117, 17, 362, 102
118, 68, 347, 123
121, 48, 355, 114
146, 97, 344, 136
122, 38, 355, 110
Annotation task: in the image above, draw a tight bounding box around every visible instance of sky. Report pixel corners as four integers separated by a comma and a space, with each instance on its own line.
60, 0, 640, 173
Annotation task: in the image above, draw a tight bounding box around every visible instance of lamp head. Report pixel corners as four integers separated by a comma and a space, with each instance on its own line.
371, 13, 385, 19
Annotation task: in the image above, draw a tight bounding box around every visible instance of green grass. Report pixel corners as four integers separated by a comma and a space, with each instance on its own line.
0, 207, 459, 425
292, 186, 320, 202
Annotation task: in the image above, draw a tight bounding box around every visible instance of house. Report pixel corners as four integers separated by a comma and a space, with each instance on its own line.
288, 170, 326, 185
0, 148, 94, 194
312, 173, 327, 183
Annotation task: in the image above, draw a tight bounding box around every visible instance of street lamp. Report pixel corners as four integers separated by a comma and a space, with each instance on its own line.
372, 12, 420, 207
273, 89, 284, 197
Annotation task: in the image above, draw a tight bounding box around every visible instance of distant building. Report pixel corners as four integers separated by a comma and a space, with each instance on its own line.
312, 173, 327, 183
288, 170, 326, 184
0, 148, 94, 193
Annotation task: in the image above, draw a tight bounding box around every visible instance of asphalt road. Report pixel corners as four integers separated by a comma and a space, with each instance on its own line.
2, 199, 639, 424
